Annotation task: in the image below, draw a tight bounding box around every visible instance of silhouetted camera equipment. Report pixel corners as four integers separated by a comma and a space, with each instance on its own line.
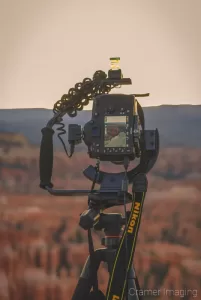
39, 57, 159, 300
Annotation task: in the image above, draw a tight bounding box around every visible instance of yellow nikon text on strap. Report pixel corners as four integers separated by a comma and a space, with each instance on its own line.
127, 202, 141, 234
112, 295, 120, 300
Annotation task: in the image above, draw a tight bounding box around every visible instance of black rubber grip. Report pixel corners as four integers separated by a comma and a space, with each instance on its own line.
39, 127, 54, 189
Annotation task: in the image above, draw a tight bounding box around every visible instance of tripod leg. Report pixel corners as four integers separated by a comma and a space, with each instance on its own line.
127, 266, 143, 300
104, 250, 141, 300
71, 249, 102, 300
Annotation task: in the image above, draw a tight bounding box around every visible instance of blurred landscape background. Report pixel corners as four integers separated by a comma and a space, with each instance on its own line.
0, 105, 200, 300
1, 0, 201, 297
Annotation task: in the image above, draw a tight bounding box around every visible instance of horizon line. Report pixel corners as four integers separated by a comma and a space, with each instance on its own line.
0, 104, 201, 110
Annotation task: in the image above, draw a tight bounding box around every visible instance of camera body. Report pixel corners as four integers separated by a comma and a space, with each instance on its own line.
83, 94, 136, 161
67, 57, 156, 163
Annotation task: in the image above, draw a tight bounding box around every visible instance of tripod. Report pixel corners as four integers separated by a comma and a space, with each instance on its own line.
72, 212, 142, 300
69, 165, 148, 300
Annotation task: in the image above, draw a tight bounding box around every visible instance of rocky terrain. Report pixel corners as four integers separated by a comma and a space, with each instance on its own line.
0, 145, 200, 299
0, 181, 200, 300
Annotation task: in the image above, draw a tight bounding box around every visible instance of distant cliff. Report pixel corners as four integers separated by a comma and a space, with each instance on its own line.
0, 105, 201, 148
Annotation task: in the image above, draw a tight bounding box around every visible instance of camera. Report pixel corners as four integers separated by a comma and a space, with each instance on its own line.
67, 57, 151, 163
83, 94, 137, 161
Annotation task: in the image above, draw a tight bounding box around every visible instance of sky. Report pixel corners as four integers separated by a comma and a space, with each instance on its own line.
0, 0, 201, 109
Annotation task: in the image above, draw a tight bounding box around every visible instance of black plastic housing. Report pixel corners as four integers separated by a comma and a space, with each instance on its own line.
83, 94, 135, 161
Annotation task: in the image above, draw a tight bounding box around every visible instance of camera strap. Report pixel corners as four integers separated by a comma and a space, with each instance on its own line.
106, 174, 147, 300
88, 160, 100, 293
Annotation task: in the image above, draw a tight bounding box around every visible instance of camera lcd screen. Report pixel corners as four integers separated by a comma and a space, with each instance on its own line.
104, 116, 127, 148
